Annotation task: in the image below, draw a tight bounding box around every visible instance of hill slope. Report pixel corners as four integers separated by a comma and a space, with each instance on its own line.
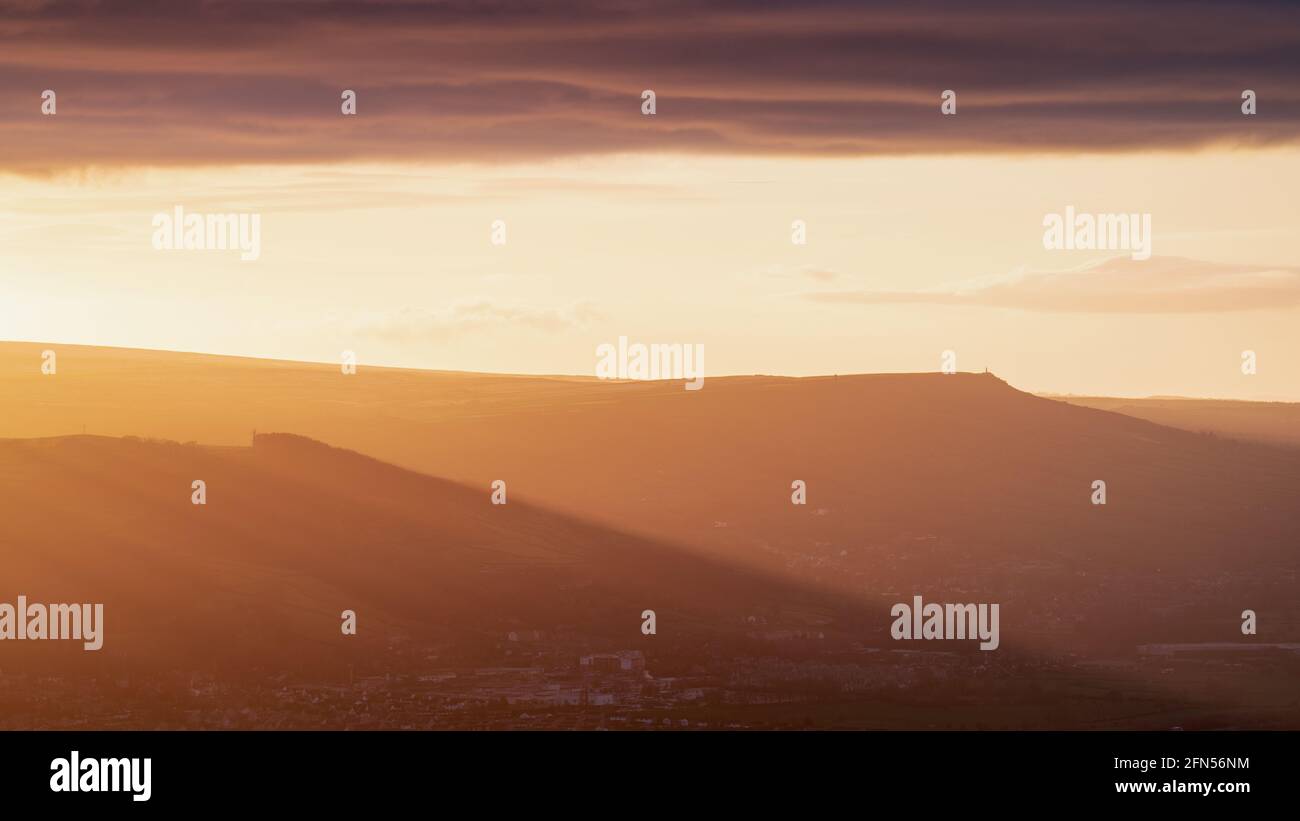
3, 342, 1300, 653
0, 433, 827, 674
1055, 395, 1300, 448
3, 344, 1300, 727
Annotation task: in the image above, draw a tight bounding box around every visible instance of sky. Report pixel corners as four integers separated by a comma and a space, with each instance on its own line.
1, 0, 1299, 399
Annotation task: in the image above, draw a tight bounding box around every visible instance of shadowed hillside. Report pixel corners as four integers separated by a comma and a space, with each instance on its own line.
0, 433, 834, 676
3, 344, 1297, 652
3, 344, 1300, 728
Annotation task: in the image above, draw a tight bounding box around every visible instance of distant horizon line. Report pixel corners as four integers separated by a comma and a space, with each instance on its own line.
3, 338, 1296, 405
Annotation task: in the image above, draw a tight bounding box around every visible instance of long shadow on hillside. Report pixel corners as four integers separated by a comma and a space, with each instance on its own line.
2, 432, 1296, 728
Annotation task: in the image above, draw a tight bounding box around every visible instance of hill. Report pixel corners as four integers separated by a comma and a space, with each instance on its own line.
1054, 395, 1300, 449
3, 343, 1300, 727
0, 433, 829, 676
4, 343, 1299, 653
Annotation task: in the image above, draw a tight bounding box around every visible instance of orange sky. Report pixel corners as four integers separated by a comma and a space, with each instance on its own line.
2, 0, 1298, 399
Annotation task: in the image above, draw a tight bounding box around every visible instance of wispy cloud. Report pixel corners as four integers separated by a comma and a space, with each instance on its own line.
758, 265, 845, 283
351, 299, 602, 343
804, 256, 1300, 313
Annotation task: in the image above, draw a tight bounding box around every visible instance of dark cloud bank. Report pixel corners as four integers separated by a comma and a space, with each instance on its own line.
1, 0, 1298, 171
